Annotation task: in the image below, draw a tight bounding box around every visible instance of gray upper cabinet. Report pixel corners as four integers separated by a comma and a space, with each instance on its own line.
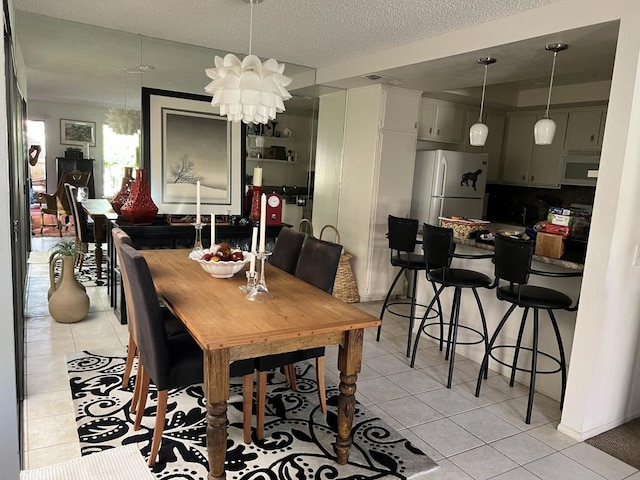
564, 109, 605, 149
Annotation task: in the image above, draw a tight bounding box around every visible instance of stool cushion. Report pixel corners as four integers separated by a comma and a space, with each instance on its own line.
391, 252, 425, 270
498, 285, 573, 309
429, 268, 492, 288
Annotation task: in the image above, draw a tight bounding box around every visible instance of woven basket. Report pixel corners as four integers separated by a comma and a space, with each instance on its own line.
319, 225, 360, 303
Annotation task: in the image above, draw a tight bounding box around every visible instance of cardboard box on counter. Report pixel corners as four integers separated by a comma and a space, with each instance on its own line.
548, 212, 573, 226
535, 232, 565, 259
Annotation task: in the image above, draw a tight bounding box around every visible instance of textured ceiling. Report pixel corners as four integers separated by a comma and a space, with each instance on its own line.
13, 0, 618, 111
14, 0, 557, 68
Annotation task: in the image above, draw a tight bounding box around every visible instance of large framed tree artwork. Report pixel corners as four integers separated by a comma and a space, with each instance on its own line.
142, 88, 244, 216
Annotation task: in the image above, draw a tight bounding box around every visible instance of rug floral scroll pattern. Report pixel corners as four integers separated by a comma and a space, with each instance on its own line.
67, 349, 438, 480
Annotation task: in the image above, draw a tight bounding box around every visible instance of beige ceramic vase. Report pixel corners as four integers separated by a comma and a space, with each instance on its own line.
48, 254, 90, 323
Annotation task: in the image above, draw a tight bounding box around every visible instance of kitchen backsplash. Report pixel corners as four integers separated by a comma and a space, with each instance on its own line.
485, 183, 595, 225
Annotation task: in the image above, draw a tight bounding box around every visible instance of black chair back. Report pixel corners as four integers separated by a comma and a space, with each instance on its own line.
422, 223, 454, 270
270, 227, 306, 274
119, 244, 174, 390
388, 215, 419, 253
65, 183, 93, 242
494, 234, 534, 285
294, 236, 342, 294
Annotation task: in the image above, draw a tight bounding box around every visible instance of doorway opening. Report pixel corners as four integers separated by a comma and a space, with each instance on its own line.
26, 119, 46, 205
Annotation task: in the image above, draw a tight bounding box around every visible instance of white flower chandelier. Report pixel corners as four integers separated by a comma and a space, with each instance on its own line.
106, 108, 140, 136
204, 0, 292, 124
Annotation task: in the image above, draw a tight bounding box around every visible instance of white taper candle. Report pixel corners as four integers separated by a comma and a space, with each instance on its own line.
250, 226, 258, 273
253, 166, 262, 187
196, 180, 201, 224
259, 193, 267, 252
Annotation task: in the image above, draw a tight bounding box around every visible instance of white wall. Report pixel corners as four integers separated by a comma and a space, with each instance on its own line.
27, 100, 110, 198
316, 0, 640, 440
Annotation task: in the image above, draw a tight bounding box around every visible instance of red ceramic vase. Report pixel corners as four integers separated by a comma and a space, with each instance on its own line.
110, 166, 133, 214
120, 168, 158, 224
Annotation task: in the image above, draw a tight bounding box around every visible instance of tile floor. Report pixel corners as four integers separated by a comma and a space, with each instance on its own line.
21, 237, 640, 479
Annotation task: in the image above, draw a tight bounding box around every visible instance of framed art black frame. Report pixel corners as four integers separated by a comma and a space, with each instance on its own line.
60, 119, 96, 146
142, 87, 245, 216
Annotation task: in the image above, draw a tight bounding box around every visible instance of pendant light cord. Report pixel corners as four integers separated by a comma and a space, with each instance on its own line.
544, 51, 558, 119
478, 63, 488, 122
248, 0, 254, 55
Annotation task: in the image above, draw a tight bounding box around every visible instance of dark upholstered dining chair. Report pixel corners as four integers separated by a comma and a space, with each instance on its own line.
118, 244, 255, 465
40, 170, 91, 235
111, 228, 185, 415
255, 236, 343, 440
65, 183, 102, 270
270, 226, 306, 274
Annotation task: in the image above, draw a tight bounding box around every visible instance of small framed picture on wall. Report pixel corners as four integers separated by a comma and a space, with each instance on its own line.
60, 119, 96, 146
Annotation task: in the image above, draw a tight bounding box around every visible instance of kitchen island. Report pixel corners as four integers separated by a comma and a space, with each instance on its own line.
413, 235, 583, 405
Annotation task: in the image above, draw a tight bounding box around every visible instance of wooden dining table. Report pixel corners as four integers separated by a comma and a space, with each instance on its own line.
81, 199, 117, 280
140, 249, 381, 479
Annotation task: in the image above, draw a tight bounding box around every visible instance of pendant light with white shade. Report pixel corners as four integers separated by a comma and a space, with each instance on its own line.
469, 57, 496, 147
204, 0, 292, 124
534, 43, 568, 145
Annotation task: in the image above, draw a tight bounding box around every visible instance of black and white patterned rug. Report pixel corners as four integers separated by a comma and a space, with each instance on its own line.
50, 250, 107, 287
67, 348, 438, 480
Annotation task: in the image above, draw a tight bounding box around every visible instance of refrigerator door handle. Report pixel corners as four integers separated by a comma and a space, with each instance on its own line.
439, 157, 448, 197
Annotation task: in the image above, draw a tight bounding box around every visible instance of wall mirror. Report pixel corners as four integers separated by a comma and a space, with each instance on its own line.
16, 11, 327, 223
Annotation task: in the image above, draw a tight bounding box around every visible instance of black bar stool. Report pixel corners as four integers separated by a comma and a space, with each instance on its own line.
377, 215, 436, 357
475, 234, 581, 424
411, 223, 494, 388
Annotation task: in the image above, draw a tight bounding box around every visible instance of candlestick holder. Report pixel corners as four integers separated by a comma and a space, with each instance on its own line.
191, 222, 205, 254
245, 251, 272, 301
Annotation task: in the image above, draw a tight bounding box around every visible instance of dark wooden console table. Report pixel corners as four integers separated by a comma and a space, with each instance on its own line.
107, 216, 287, 323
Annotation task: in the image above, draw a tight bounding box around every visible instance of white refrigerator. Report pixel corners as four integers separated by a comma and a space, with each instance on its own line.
411, 149, 489, 226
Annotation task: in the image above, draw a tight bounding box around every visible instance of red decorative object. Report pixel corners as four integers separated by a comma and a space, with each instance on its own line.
110, 166, 133, 214
249, 185, 263, 223
120, 168, 158, 224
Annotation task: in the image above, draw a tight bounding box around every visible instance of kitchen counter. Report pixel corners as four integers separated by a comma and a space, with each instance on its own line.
454, 237, 584, 271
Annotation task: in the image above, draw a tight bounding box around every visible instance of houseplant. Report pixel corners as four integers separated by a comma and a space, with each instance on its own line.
48, 240, 90, 323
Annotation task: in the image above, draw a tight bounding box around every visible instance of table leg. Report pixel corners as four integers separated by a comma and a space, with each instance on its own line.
94, 242, 103, 279
91, 216, 107, 280
205, 349, 230, 480
336, 328, 364, 464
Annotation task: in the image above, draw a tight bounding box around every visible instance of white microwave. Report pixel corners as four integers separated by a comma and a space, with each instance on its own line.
561, 155, 600, 186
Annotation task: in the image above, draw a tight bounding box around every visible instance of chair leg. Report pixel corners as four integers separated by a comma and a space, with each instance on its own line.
410, 284, 444, 368
471, 288, 489, 380
548, 309, 567, 408
377, 268, 405, 341
284, 364, 297, 391
134, 368, 150, 430
476, 303, 517, 397
405, 270, 419, 357
40, 211, 44, 235
433, 281, 445, 351
256, 371, 267, 441
242, 374, 253, 443
510, 308, 530, 387
446, 288, 462, 389
122, 337, 137, 389
148, 390, 167, 467
525, 309, 540, 424
130, 363, 144, 414
315, 356, 327, 415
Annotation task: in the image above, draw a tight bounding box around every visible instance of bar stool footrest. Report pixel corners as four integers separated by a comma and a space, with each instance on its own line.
421, 322, 486, 347
383, 301, 439, 321
488, 345, 563, 375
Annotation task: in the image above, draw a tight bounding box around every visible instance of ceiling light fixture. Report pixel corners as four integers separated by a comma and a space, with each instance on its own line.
105, 68, 140, 135
534, 43, 568, 145
469, 57, 496, 147
204, 0, 292, 124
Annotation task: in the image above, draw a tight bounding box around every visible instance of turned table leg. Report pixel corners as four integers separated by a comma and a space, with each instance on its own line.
205, 349, 230, 479
336, 328, 364, 464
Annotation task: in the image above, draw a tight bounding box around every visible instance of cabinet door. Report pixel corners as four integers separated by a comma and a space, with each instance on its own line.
379, 88, 420, 133
529, 112, 568, 187
501, 114, 536, 185
564, 109, 603, 148
417, 99, 437, 139
434, 104, 465, 143
483, 112, 506, 182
